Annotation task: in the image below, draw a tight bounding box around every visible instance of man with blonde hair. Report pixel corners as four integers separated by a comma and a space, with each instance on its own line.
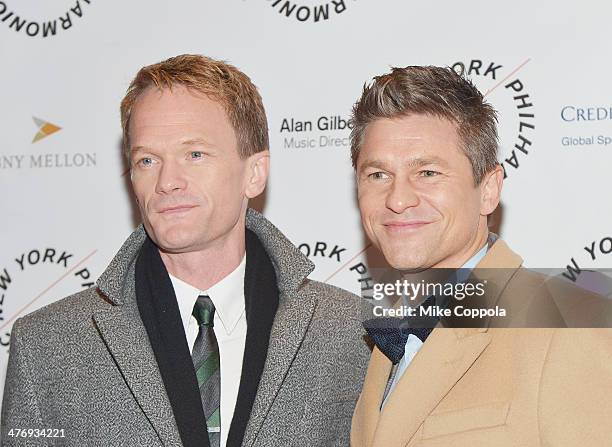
2, 54, 369, 447
349, 65, 612, 446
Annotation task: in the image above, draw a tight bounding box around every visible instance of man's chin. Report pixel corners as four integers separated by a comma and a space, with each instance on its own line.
156, 240, 200, 254
148, 227, 198, 253
381, 249, 430, 271
391, 262, 430, 273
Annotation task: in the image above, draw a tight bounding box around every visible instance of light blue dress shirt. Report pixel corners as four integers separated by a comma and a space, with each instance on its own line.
381, 244, 488, 408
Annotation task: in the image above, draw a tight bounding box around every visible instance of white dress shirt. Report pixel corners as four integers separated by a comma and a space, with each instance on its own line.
169, 255, 247, 447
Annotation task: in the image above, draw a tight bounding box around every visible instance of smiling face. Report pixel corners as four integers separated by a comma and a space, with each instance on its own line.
356, 114, 501, 271
128, 85, 268, 254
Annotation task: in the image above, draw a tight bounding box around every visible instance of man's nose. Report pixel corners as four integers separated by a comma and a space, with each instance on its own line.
155, 161, 187, 194
385, 178, 420, 214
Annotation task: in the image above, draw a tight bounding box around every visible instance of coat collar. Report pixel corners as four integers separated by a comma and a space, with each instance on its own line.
96, 208, 315, 305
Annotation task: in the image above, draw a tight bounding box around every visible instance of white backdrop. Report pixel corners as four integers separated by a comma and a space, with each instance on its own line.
1, 0, 611, 400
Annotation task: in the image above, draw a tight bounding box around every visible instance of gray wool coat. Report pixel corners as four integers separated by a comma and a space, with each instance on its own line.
1, 209, 370, 446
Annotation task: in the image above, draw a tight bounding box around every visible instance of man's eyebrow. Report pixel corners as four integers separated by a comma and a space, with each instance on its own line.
406, 156, 448, 168
130, 146, 150, 155
358, 156, 448, 171
130, 138, 214, 154
358, 159, 389, 172
181, 138, 213, 147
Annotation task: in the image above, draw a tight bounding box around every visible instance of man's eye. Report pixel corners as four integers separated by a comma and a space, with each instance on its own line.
190, 151, 204, 160
420, 170, 439, 177
137, 157, 153, 167
368, 171, 389, 180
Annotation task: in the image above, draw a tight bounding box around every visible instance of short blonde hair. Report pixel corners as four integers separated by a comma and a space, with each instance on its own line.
120, 54, 269, 159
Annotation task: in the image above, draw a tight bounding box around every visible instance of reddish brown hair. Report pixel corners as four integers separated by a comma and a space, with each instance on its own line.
120, 54, 268, 159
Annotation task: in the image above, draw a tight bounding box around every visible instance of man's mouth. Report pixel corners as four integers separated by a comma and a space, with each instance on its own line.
158, 204, 198, 214
383, 220, 431, 230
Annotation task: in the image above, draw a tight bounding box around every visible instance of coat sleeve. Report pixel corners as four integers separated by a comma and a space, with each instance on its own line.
538, 328, 612, 446
1, 317, 48, 446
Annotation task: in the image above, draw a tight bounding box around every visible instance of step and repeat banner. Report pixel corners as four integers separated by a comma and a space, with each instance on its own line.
1, 0, 611, 397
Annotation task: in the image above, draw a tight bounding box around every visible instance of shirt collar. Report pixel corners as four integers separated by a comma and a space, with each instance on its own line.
461, 243, 488, 270
455, 239, 489, 284
169, 254, 246, 335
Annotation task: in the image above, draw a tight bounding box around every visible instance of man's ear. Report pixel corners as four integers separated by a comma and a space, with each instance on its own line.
245, 150, 270, 199
480, 164, 504, 216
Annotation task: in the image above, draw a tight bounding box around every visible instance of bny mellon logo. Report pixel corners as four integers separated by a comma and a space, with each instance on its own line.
32, 117, 61, 143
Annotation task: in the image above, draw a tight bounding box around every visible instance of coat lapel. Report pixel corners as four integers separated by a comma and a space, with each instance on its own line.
93, 304, 181, 446
93, 227, 182, 447
241, 209, 317, 447
351, 347, 394, 447
371, 328, 491, 446
241, 287, 317, 447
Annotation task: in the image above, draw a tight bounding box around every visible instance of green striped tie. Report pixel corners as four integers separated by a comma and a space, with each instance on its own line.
192, 295, 220, 447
